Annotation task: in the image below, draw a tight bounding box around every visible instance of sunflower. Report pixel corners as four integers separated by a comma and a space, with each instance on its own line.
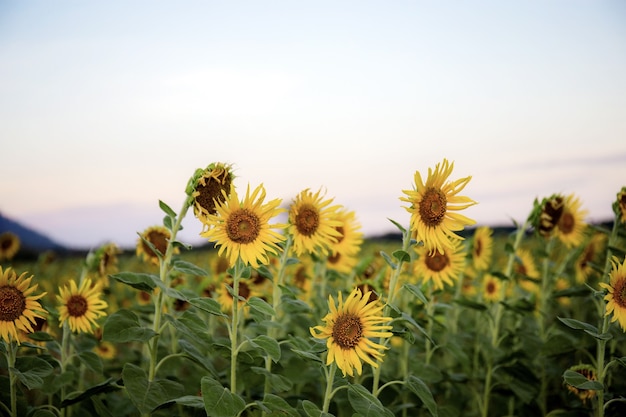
534, 194, 564, 237
554, 194, 588, 248
200, 183, 286, 268
513, 248, 540, 281
95, 242, 122, 277
288, 188, 342, 257
400, 159, 477, 255
136, 225, 174, 265
413, 238, 466, 290
615, 186, 626, 224
565, 364, 597, 405
217, 278, 258, 315
310, 287, 393, 377
94, 341, 117, 360
471, 226, 493, 271
574, 232, 607, 284
57, 278, 108, 334
0, 266, 47, 345
599, 256, 626, 332
328, 209, 364, 257
191, 162, 235, 224
0, 232, 21, 261
482, 273, 502, 303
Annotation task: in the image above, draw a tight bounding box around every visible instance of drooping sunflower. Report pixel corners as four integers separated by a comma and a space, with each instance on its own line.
564, 364, 597, 405
0, 266, 47, 345
599, 256, 626, 332
310, 287, 393, 377
57, 278, 108, 334
413, 238, 466, 290
471, 226, 493, 272
95, 242, 122, 277
614, 186, 626, 224
574, 232, 607, 284
400, 159, 477, 255
533, 194, 564, 238
288, 188, 342, 257
0, 232, 21, 261
136, 225, 175, 265
191, 162, 235, 224
201, 183, 286, 268
554, 194, 588, 248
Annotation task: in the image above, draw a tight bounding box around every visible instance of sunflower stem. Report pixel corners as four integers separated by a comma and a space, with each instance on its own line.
4, 341, 18, 417
322, 362, 337, 413
230, 258, 244, 394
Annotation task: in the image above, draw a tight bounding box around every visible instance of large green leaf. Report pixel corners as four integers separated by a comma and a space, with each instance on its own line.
201, 376, 245, 417
247, 296, 276, 318
102, 309, 157, 343
301, 400, 333, 417
109, 272, 158, 292
172, 259, 208, 276
406, 375, 438, 417
347, 383, 394, 417
563, 370, 604, 391
12, 356, 54, 390
188, 297, 229, 318
261, 393, 300, 416
248, 335, 281, 362
122, 363, 184, 414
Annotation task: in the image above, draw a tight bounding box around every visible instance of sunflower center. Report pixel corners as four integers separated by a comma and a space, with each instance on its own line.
195, 170, 232, 216
613, 277, 626, 308
145, 231, 168, 256
0, 285, 26, 322
419, 188, 447, 227
1, 238, 12, 251
67, 295, 88, 317
226, 209, 260, 244
474, 239, 483, 258
295, 204, 320, 236
486, 281, 496, 294
559, 213, 575, 234
328, 252, 341, 265
425, 251, 449, 272
332, 314, 363, 349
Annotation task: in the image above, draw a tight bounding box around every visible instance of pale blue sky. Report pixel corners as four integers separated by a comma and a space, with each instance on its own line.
1, 1, 625, 249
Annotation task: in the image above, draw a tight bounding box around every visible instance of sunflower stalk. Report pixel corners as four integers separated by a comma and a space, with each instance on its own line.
228, 257, 245, 394
4, 341, 18, 417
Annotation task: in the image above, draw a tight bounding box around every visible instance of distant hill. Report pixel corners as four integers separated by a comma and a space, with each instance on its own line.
0, 211, 67, 254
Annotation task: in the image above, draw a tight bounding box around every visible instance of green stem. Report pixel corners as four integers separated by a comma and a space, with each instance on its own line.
425, 284, 435, 366
230, 259, 244, 393
321, 362, 337, 413
5, 342, 17, 417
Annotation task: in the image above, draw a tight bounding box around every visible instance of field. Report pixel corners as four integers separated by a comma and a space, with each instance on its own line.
1, 164, 626, 417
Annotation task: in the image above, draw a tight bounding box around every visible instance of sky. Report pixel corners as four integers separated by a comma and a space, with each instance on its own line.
1, 1, 626, 250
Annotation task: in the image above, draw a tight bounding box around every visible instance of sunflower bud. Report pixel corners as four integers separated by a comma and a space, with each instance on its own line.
189, 162, 235, 223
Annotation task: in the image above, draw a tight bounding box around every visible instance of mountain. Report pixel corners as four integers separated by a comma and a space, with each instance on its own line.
0, 211, 67, 254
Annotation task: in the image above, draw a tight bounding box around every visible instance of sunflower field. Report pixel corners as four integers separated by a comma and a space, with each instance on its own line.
1, 160, 626, 417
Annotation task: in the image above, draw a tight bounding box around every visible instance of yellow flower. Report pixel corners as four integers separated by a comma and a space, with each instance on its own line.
554, 194, 588, 248
201, 183, 286, 268
599, 257, 626, 332
96, 242, 122, 277
565, 364, 597, 405
0, 266, 47, 345
217, 278, 258, 315
94, 341, 117, 360
413, 238, 466, 290
482, 273, 502, 303
0, 232, 21, 261
191, 162, 235, 224
575, 232, 607, 284
615, 187, 626, 224
400, 158, 477, 255
310, 287, 393, 377
471, 226, 493, 271
57, 278, 108, 334
136, 225, 175, 265
535, 194, 565, 238
513, 249, 540, 281
288, 188, 342, 257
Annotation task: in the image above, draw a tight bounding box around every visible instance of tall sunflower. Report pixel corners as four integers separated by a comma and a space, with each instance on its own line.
413, 238, 466, 290
191, 162, 235, 224
599, 256, 626, 332
471, 226, 493, 271
310, 287, 393, 377
200, 183, 286, 268
326, 209, 364, 275
400, 159, 477, 254
288, 188, 342, 257
0, 232, 21, 261
0, 266, 47, 345
554, 194, 588, 248
57, 278, 108, 334
136, 225, 175, 265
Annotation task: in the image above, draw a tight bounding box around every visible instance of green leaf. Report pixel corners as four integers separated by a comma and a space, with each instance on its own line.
122, 363, 184, 414
247, 296, 276, 318
453, 297, 487, 311
347, 383, 394, 417
109, 272, 158, 292
403, 283, 429, 305
261, 393, 300, 416
77, 351, 103, 374
188, 297, 229, 318
250, 367, 293, 392
102, 309, 157, 343
172, 259, 208, 276
557, 317, 599, 333
392, 249, 411, 263
406, 375, 438, 417
248, 335, 281, 362
301, 399, 333, 417
387, 218, 407, 234
154, 395, 205, 410
26, 331, 56, 342
380, 250, 397, 270
201, 376, 246, 417
290, 349, 323, 364
61, 378, 121, 406
12, 356, 54, 390
563, 370, 604, 391
159, 200, 177, 218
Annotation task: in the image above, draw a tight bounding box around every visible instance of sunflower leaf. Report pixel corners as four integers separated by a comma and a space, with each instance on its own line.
154, 395, 205, 410
380, 251, 397, 270
301, 399, 333, 417
250, 367, 293, 392
261, 393, 299, 416
563, 370, 604, 391
159, 199, 177, 218
247, 296, 276, 318
392, 249, 411, 263
387, 217, 407, 234
123, 363, 184, 414
201, 376, 245, 417
12, 356, 54, 390
557, 317, 599, 334
406, 375, 438, 417
347, 382, 394, 417
248, 335, 281, 362
172, 259, 208, 277
102, 309, 157, 343
77, 351, 103, 374
188, 297, 229, 318
403, 283, 429, 304
109, 272, 158, 292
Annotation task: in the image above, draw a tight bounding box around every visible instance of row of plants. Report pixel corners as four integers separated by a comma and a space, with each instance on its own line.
1, 160, 625, 417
